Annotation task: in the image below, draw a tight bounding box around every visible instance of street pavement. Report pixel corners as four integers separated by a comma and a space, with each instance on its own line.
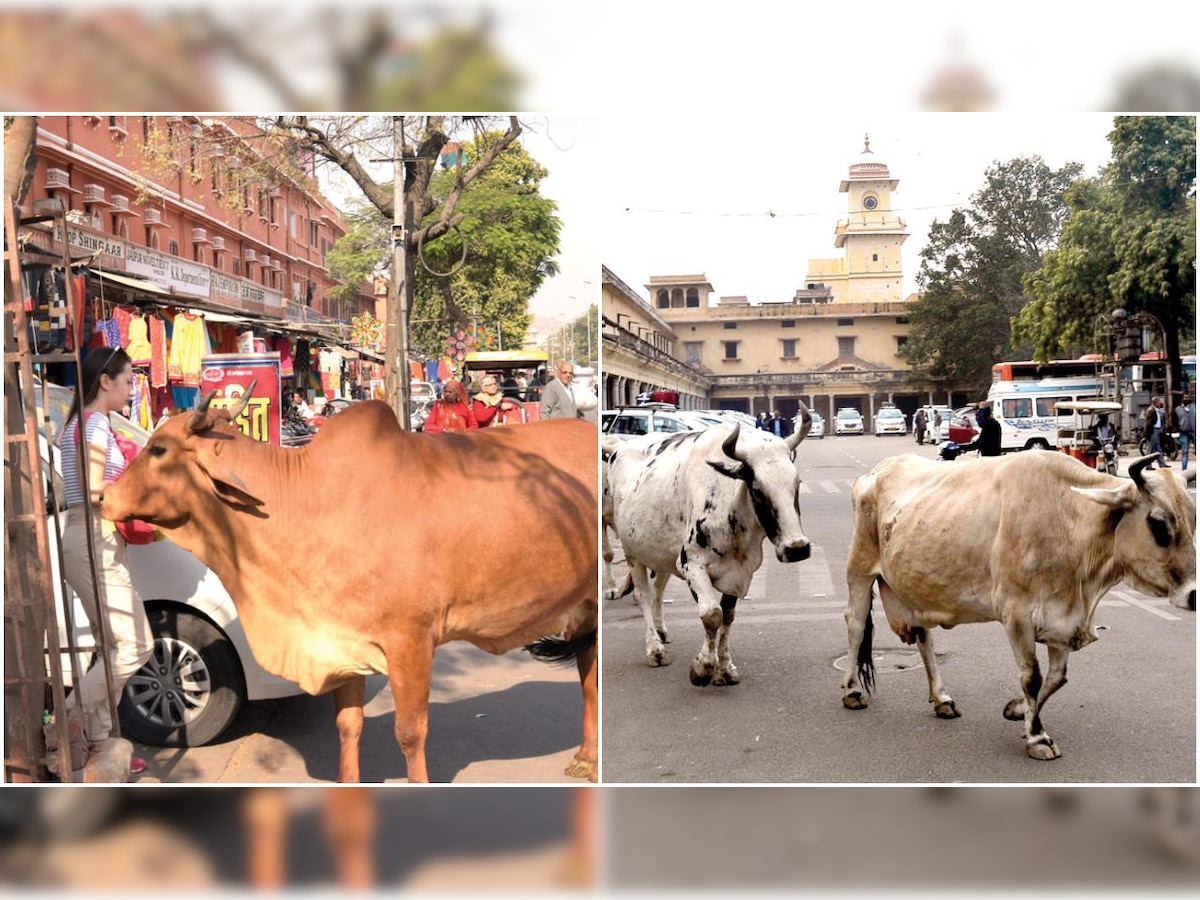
602, 434, 1196, 783
131, 643, 585, 784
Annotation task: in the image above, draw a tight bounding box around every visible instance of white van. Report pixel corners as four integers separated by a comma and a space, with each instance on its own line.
986, 376, 1105, 452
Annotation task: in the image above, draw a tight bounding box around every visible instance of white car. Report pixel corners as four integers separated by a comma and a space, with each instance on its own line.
37, 381, 302, 747
835, 408, 864, 435
874, 406, 907, 436
918, 405, 956, 443
602, 405, 701, 439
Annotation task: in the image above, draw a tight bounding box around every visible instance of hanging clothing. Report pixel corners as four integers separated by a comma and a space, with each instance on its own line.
126, 314, 153, 366
112, 306, 135, 349
275, 336, 294, 377
167, 312, 209, 386
149, 313, 168, 388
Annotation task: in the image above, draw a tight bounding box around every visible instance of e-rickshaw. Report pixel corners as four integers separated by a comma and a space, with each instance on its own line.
462, 348, 550, 424
1054, 399, 1123, 475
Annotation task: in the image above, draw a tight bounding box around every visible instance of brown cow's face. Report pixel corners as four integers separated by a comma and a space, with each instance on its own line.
101, 413, 264, 529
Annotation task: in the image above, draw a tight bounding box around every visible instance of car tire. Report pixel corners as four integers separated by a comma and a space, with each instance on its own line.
119, 607, 247, 747
1026, 439, 1051, 451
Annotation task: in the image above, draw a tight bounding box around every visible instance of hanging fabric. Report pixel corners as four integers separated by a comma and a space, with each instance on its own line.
126, 313, 153, 366
167, 312, 209, 386
149, 313, 168, 387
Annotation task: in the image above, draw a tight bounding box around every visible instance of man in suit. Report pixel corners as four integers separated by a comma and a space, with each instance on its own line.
539, 360, 578, 420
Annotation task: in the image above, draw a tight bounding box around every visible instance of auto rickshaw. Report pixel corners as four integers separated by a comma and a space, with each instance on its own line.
462, 348, 550, 423
1054, 399, 1123, 475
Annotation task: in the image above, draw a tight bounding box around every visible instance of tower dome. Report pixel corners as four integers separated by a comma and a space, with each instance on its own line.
847, 133, 890, 180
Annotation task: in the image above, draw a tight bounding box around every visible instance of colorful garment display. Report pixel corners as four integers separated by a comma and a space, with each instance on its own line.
149, 314, 168, 387
167, 312, 210, 386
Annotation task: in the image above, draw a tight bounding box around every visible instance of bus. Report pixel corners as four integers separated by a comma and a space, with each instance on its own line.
986, 375, 1105, 452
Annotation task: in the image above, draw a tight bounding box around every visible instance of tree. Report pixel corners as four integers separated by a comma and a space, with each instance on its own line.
901, 156, 1083, 395
1017, 116, 1196, 394
409, 131, 561, 357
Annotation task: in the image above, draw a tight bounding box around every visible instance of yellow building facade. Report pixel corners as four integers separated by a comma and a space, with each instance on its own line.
624, 140, 972, 428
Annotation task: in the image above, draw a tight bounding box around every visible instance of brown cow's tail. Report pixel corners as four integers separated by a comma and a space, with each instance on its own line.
857, 586, 877, 697
525, 628, 597, 667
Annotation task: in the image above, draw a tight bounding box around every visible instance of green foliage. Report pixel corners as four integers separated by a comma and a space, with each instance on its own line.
408, 132, 562, 357
325, 201, 390, 305
901, 156, 1083, 393
547, 305, 599, 368
1017, 116, 1196, 371
369, 27, 522, 112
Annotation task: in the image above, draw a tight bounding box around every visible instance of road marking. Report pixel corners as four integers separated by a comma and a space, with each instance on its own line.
1109, 589, 1182, 621
819, 481, 841, 493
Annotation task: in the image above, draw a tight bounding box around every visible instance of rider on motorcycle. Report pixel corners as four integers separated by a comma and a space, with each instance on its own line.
1090, 413, 1119, 473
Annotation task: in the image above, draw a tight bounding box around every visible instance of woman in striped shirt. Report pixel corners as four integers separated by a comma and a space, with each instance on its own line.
57, 347, 154, 776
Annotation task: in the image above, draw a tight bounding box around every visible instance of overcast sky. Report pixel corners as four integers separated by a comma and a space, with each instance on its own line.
600, 114, 1121, 305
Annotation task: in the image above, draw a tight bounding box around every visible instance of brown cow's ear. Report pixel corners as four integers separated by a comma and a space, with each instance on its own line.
195, 457, 265, 508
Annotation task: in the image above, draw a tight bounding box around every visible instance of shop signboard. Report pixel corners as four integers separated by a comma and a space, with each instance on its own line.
199, 352, 283, 446
125, 244, 211, 298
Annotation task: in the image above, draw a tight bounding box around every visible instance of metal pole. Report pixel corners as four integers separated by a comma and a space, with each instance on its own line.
387, 116, 412, 429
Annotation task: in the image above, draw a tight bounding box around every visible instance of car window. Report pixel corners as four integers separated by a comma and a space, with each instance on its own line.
614, 415, 648, 436
654, 417, 688, 433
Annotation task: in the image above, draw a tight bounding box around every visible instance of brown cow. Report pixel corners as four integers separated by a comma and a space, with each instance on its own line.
101, 389, 598, 783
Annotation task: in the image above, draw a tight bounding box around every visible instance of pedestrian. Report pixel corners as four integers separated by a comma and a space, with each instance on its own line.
1175, 392, 1195, 471
756, 412, 770, 431
472, 373, 521, 427
914, 408, 926, 445
291, 390, 315, 422
55, 347, 154, 777
770, 410, 793, 438
932, 410, 942, 443
958, 402, 1002, 457
1144, 396, 1168, 468
424, 379, 479, 433
539, 360, 578, 420
526, 367, 546, 403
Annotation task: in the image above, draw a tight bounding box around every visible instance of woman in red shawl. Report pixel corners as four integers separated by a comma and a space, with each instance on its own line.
471, 373, 522, 427
424, 379, 479, 433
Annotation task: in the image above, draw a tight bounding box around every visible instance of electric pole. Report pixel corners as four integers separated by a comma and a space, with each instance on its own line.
386, 116, 413, 429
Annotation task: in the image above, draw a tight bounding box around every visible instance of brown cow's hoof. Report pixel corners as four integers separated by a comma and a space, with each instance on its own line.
934, 700, 961, 719
565, 755, 597, 782
1003, 699, 1026, 721
689, 663, 714, 687
647, 648, 671, 667
1026, 737, 1061, 761
843, 692, 869, 710
712, 666, 741, 686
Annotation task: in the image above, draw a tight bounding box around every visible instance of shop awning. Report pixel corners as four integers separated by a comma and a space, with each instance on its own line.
89, 268, 173, 298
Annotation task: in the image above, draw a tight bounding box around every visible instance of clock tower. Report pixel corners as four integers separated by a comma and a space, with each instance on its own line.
806, 134, 908, 305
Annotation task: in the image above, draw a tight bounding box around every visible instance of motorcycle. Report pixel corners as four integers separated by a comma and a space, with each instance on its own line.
1096, 436, 1119, 476
1139, 429, 1181, 462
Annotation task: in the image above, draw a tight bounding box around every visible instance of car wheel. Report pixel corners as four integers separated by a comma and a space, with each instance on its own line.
1027, 439, 1051, 451
119, 607, 247, 747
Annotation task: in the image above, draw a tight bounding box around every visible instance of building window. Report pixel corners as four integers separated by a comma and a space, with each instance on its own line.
723, 341, 739, 360
685, 287, 699, 307
258, 188, 268, 220
895, 316, 909, 324
781, 339, 797, 359
838, 336, 856, 358
781, 320, 795, 328
233, 258, 240, 277
896, 336, 908, 353
656, 289, 668, 309
147, 230, 159, 251
872, 253, 879, 262
684, 341, 703, 365
168, 239, 179, 257
193, 243, 204, 263
671, 288, 683, 308
723, 321, 737, 330
113, 218, 128, 239
310, 220, 320, 246
837, 318, 854, 326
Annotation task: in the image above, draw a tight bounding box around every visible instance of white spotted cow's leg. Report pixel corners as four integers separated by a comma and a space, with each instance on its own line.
630, 561, 669, 667
648, 569, 671, 647
713, 593, 741, 686
679, 558, 724, 687
601, 523, 616, 601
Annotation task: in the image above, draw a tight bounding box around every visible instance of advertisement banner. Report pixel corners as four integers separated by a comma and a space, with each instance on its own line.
199, 352, 283, 446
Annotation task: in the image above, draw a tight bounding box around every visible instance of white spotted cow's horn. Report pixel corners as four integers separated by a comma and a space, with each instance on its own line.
721, 422, 748, 462
788, 399, 812, 450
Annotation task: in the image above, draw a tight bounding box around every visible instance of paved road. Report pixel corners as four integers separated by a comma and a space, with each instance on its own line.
602, 434, 1196, 783
132, 643, 586, 784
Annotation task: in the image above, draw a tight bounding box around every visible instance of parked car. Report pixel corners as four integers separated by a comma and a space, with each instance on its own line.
947, 407, 981, 445
874, 405, 907, 437
917, 405, 956, 443
835, 408, 864, 435
602, 404, 703, 439
36, 380, 303, 748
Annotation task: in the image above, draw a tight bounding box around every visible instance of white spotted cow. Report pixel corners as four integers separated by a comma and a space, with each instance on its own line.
842, 451, 1196, 761
605, 408, 813, 686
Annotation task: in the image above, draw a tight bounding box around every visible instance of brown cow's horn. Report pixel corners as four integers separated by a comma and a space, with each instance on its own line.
189, 390, 219, 433
227, 379, 258, 421
722, 422, 747, 462
1128, 455, 1156, 489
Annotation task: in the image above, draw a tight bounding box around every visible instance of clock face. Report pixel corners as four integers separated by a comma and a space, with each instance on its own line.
863, 195, 878, 211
